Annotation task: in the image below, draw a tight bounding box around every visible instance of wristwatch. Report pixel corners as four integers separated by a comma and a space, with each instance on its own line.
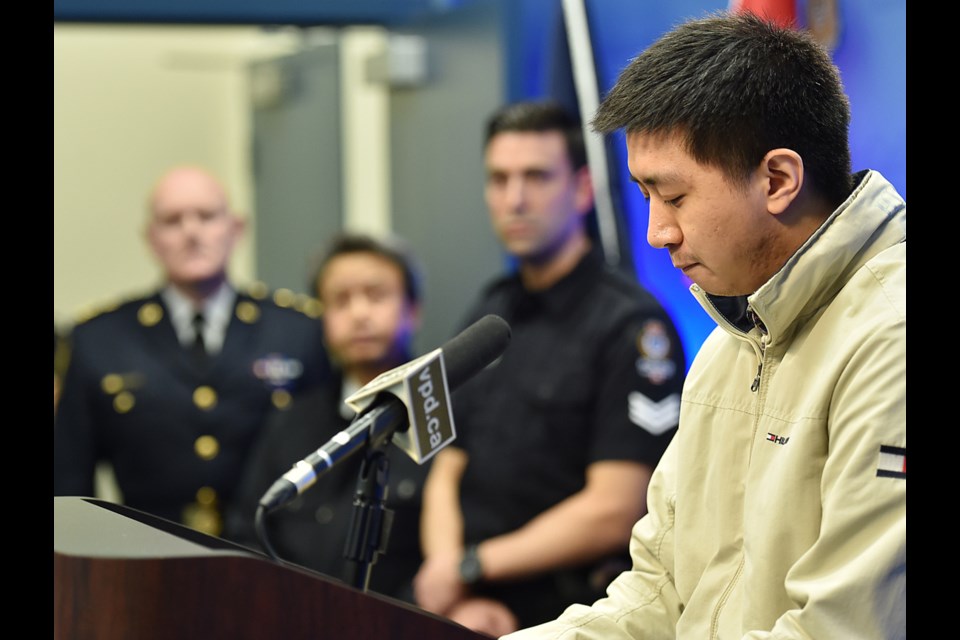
459, 543, 483, 585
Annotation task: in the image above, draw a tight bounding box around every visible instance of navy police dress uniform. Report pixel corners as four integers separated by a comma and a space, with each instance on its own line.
453, 246, 687, 628
53, 284, 330, 537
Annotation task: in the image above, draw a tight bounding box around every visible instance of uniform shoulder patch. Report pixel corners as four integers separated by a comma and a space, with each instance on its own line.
635, 319, 678, 385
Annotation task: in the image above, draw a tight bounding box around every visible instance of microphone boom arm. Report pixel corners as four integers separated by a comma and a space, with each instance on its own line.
258, 397, 409, 513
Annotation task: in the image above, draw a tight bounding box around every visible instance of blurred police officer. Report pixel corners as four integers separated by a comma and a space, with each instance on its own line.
54, 164, 329, 537
413, 101, 686, 636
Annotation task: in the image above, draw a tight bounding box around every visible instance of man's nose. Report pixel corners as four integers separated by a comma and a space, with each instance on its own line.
180, 211, 204, 234
646, 202, 681, 249
504, 176, 527, 211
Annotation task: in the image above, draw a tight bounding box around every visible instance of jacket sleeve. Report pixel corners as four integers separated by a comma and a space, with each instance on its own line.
746, 312, 906, 640
501, 438, 685, 640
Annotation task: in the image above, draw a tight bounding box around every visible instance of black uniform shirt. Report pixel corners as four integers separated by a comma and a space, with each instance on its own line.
453, 247, 686, 626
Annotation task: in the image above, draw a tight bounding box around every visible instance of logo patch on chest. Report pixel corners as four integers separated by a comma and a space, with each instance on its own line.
252, 354, 304, 388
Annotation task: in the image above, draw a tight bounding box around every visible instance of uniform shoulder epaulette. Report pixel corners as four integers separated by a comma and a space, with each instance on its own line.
243, 280, 270, 301
240, 282, 322, 319
280, 289, 322, 319
72, 288, 154, 326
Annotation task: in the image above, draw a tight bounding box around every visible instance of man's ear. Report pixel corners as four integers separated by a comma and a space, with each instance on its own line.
230, 211, 248, 238
224, 211, 247, 254
761, 149, 803, 215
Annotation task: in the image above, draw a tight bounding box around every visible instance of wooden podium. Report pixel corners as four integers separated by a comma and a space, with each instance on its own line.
54, 496, 491, 640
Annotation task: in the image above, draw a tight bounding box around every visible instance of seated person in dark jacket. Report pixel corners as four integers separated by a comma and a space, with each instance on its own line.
226, 232, 429, 603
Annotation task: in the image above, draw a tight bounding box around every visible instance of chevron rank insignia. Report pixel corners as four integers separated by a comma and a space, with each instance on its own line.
628, 392, 680, 435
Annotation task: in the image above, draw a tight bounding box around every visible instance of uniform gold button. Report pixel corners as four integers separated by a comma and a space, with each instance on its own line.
302, 297, 323, 318
187, 509, 221, 536
196, 486, 218, 505
272, 389, 292, 410
101, 374, 123, 394
236, 301, 260, 324
193, 386, 217, 410
113, 391, 135, 413
137, 302, 163, 327
182, 494, 222, 537
248, 281, 268, 299
194, 435, 220, 460
273, 288, 295, 308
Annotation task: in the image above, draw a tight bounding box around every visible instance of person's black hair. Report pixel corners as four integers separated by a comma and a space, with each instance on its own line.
592, 11, 853, 204
310, 232, 422, 306
485, 100, 588, 171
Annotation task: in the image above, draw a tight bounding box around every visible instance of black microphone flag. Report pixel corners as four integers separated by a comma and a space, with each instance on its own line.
345, 347, 453, 465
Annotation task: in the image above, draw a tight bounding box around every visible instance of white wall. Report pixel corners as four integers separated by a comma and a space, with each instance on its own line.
54, 23, 391, 502
53, 24, 390, 330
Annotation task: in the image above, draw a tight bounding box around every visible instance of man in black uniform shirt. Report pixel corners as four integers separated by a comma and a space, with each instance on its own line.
53, 164, 329, 537
412, 101, 686, 635
226, 233, 429, 602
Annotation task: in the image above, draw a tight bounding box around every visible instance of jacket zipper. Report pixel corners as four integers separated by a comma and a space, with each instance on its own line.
748, 307, 768, 393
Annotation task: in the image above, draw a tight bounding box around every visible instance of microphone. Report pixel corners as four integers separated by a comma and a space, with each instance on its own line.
258, 314, 511, 513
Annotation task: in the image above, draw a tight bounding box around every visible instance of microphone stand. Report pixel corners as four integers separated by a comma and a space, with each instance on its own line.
343, 438, 395, 592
